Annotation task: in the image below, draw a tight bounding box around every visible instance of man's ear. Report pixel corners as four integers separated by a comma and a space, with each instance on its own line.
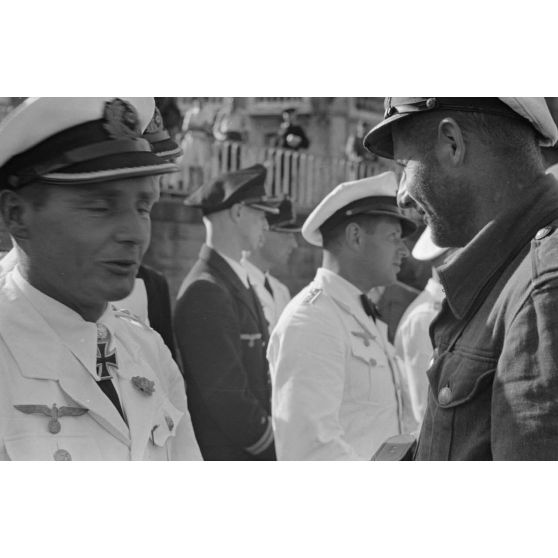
229, 203, 243, 224
0, 189, 32, 241
344, 222, 362, 251
436, 117, 466, 167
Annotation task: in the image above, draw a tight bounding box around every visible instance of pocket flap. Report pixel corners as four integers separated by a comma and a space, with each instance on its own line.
428, 351, 496, 409
349, 330, 387, 367
4, 435, 102, 460
151, 398, 184, 448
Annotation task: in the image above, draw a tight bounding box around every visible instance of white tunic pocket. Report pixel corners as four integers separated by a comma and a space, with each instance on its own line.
4, 434, 103, 461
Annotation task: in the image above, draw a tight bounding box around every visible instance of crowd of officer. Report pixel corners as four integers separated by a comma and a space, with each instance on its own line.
1, 96, 558, 460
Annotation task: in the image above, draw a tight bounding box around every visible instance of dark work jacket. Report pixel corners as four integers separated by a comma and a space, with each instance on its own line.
174, 245, 276, 461
416, 174, 558, 460
137, 265, 176, 360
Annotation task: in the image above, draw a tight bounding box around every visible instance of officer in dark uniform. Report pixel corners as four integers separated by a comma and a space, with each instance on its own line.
174, 164, 279, 460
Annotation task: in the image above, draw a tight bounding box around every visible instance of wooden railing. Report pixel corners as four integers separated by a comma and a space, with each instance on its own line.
161, 141, 391, 211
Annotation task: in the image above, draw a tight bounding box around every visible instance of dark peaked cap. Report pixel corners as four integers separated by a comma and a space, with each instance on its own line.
267, 198, 302, 232
185, 164, 280, 216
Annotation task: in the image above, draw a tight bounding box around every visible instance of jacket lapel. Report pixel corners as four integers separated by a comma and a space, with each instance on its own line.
0, 278, 130, 445
201, 245, 263, 326
110, 325, 161, 461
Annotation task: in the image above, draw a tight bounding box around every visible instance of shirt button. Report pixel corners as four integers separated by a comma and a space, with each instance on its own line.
53, 449, 72, 461
438, 386, 452, 405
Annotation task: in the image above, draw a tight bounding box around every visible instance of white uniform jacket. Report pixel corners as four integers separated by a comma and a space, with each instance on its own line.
0, 268, 202, 461
267, 268, 416, 460
242, 258, 292, 332
394, 277, 445, 424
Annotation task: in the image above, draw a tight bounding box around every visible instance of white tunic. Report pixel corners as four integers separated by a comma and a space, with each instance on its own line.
0, 268, 202, 461
394, 277, 445, 424
267, 268, 416, 460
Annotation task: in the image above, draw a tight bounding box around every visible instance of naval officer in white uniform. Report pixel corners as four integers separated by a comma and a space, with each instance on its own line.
267, 171, 418, 460
0, 97, 202, 460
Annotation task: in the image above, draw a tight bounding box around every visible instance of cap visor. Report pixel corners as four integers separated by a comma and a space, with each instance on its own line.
40, 151, 178, 184
270, 223, 302, 233
246, 201, 281, 214
363, 112, 410, 159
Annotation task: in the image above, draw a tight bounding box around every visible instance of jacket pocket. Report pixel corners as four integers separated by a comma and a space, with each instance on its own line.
429, 351, 496, 409
4, 434, 103, 461
347, 335, 389, 403
419, 350, 496, 459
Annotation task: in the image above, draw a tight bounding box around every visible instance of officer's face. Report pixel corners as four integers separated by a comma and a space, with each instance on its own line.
393, 123, 471, 248
21, 176, 160, 321
359, 217, 409, 288
237, 205, 269, 251
261, 230, 297, 268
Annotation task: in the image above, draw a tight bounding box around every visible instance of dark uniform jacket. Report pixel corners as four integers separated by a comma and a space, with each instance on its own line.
174, 245, 276, 460
137, 265, 176, 360
416, 174, 558, 460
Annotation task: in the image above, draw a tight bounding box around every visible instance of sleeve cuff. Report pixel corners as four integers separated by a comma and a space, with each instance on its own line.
245, 419, 274, 455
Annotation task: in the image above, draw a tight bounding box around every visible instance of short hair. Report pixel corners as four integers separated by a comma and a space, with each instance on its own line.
395, 109, 541, 161
11, 181, 53, 209
322, 214, 385, 251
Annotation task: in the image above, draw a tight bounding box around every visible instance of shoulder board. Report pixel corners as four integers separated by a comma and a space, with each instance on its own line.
302, 287, 323, 305
534, 223, 558, 241
112, 306, 149, 329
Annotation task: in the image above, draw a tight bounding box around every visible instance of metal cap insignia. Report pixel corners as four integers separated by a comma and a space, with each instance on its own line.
103, 98, 142, 139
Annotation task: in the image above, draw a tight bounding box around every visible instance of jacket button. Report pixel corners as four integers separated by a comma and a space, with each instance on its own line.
438, 386, 452, 405
53, 449, 72, 461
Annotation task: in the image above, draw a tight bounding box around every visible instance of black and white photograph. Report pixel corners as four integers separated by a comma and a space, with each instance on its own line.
2, 3, 557, 556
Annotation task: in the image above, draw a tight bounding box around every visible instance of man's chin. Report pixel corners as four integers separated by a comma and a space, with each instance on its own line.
104, 278, 137, 303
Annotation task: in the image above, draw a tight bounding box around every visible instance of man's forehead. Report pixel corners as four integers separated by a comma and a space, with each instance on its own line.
71, 176, 159, 194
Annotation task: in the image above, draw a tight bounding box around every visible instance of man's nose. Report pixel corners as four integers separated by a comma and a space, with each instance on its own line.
398, 239, 410, 259
114, 210, 149, 245
397, 176, 413, 209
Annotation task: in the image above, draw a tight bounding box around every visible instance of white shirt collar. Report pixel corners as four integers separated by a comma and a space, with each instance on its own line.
315, 267, 364, 308
424, 277, 445, 302
241, 256, 266, 286
11, 267, 118, 379
215, 249, 250, 288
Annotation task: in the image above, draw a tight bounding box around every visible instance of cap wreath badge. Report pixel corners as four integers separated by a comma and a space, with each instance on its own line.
103, 98, 141, 139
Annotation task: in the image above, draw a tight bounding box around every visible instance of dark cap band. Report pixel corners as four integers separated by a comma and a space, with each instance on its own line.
320, 195, 416, 237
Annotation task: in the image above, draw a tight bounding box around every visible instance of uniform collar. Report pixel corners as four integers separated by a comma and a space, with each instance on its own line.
241, 256, 266, 286
438, 173, 558, 319
11, 267, 118, 378
314, 267, 365, 311
212, 247, 250, 288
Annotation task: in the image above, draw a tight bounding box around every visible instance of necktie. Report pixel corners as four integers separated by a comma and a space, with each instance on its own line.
263, 275, 274, 298
360, 294, 381, 322
96, 323, 126, 421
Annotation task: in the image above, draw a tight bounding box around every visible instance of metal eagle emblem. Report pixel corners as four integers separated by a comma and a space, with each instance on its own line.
351, 329, 376, 347
14, 403, 88, 434
103, 98, 141, 139
144, 106, 164, 134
